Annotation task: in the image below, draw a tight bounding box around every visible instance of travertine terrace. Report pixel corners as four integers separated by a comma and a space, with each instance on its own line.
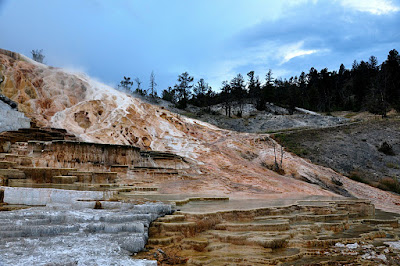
1, 48, 400, 264
1, 49, 400, 209
0, 127, 188, 192
137, 199, 400, 265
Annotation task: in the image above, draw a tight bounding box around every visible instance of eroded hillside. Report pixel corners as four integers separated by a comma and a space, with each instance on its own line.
1, 49, 400, 213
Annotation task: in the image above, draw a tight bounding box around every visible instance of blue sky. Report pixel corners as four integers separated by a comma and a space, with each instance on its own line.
0, 0, 399, 92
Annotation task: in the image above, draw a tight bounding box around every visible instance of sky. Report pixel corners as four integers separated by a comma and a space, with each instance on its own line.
0, 0, 399, 92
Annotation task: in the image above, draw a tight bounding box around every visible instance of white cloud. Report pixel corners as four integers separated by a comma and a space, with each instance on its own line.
200, 40, 323, 89
338, 0, 400, 15
279, 41, 320, 65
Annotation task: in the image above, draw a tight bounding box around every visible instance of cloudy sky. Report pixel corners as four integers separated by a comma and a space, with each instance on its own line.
0, 0, 399, 92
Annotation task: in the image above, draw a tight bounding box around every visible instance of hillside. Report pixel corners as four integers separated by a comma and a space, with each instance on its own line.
159, 100, 348, 133
1, 49, 400, 212
273, 118, 400, 194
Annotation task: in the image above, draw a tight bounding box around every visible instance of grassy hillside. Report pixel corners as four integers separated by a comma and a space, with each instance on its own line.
273, 118, 400, 194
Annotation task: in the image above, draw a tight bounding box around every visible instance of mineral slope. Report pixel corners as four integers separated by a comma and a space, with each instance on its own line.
1, 49, 400, 212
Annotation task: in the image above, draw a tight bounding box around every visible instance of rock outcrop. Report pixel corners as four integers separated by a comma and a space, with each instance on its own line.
0, 96, 30, 133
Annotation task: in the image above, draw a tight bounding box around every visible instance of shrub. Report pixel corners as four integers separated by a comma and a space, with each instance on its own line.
348, 170, 369, 184
377, 177, 400, 194
386, 162, 400, 169
378, 142, 395, 156
261, 161, 285, 175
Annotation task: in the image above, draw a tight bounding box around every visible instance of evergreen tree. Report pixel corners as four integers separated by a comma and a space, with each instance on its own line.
220, 80, 232, 117
162, 86, 176, 103
258, 69, 275, 110
159, 48, 400, 116
230, 74, 246, 116
174, 72, 194, 109
193, 78, 211, 107
118, 76, 133, 93
382, 49, 400, 110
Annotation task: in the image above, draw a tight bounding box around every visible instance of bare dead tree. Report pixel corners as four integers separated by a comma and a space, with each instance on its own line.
149, 71, 157, 98
273, 143, 284, 173
134, 77, 146, 96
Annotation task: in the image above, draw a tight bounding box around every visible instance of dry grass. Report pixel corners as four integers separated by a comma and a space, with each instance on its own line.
377, 177, 400, 194
261, 161, 286, 175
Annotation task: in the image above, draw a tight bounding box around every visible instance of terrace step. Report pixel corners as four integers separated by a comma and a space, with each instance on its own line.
16, 167, 77, 183
254, 212, 349, 223
133, 187, 158, 192
92, 172, 118, 183
51, 176, 78, 184
0, 169, 26, 179
210, 230, 290, 248
110, 165, 129, 173
0, 161, 17, 169
147, 236, 175, 246
3, 154, 32, 166
158, 215, 186, 223
362, 219, 399, 228
9, 142, 29, 155
215, 220, 290, 232
152, 221, 197, 233
68, 171, 93, 183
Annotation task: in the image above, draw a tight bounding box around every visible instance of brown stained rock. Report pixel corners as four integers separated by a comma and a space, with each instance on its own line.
92, 172, 117, 183
141, 136, 151, 147
182, 238, 209, 252
74, 111, 92, 129
110, 165, 129, 173
51, 175, 78, 184
4, 155, 32, 166
69, 171, 93, 183
1, 142, 11, 153
18, 167, 76, 183
94, 200, 102, 209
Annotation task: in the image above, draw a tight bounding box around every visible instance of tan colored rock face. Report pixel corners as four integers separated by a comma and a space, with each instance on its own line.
1, 49, 400, 213
0, 53, 88, 126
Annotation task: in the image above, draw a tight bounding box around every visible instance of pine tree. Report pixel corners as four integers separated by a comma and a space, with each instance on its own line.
174, 72, 194, 109
118, 76, 133, 93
